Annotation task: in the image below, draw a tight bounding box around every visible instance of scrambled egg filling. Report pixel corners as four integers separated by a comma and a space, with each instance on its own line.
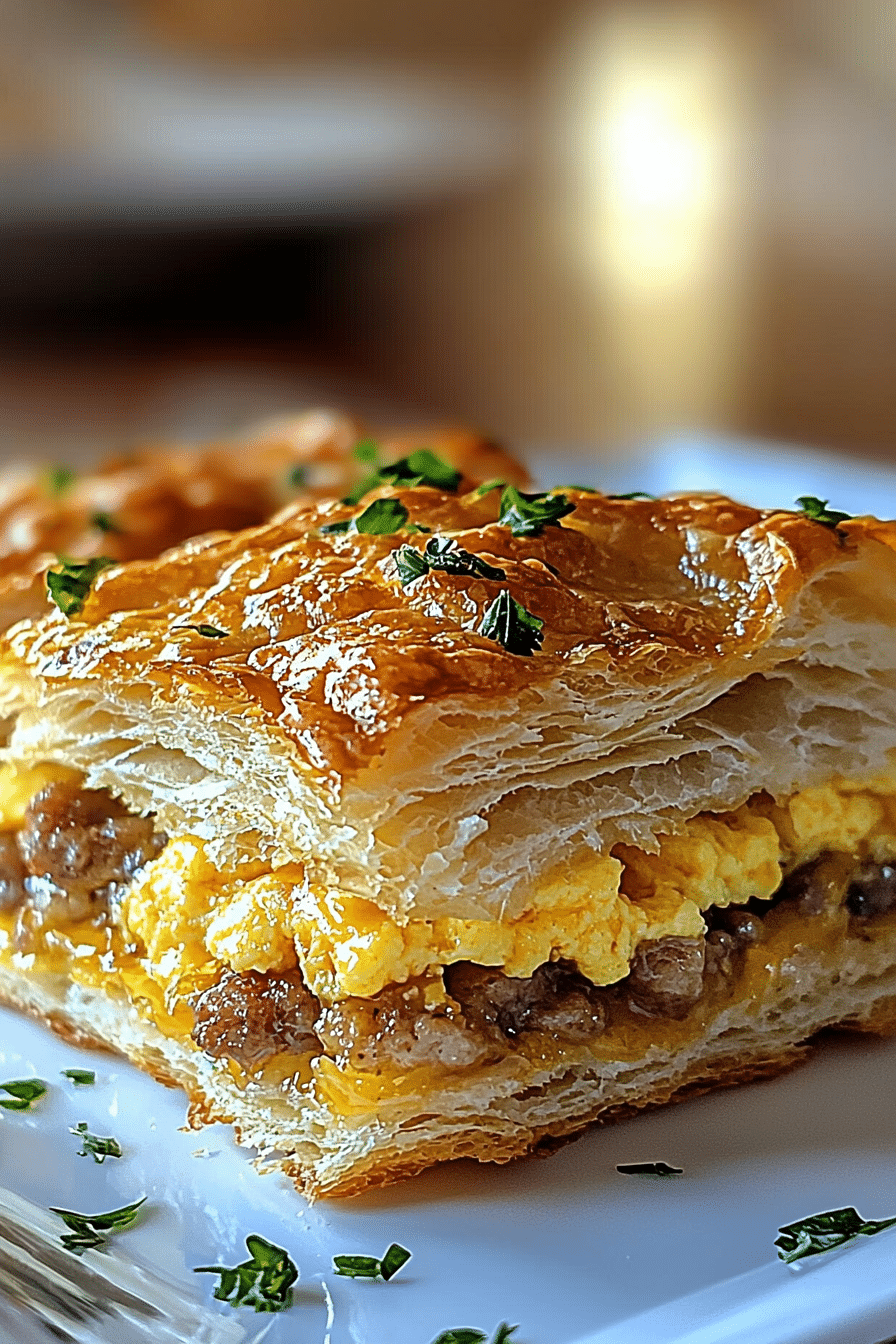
2, 764, 896, 1008
120, 774, 896, 1004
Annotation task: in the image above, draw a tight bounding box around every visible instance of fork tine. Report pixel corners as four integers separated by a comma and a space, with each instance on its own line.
0, 1186, 246, 1344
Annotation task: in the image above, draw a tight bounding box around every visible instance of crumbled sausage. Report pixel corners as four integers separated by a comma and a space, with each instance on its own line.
846, 859, 896, 919
316, 980, 489, 1072
19, 783, 164, 912
625, 936, 706, 1019
191, 968, 320, 1069
445, 959, 607, 1043
0, 833, 26, 911
777, 853, 854, 916
703, 928, 737, 979
710, 906, 765, 945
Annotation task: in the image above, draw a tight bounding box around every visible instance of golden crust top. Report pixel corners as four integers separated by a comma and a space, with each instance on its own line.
0, 412, 527, 631
8, 479, 893, 782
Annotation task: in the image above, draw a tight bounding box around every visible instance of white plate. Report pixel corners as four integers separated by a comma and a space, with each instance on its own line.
2, 439, 896, 1344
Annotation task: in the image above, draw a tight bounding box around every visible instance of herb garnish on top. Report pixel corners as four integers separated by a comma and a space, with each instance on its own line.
90, 511, 121, 534
43, 465, 75, 498
344, 445, 462, 506
796, 496, 852, 530
321, 498, 410, 536
173, 623, 230, 639
46, 557, 115, 617
396, 536, 506, 586
478, 589, 544, 656
496, 484, 574, 536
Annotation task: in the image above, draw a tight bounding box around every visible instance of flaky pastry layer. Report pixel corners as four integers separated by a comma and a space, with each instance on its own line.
2, 490, 894, 922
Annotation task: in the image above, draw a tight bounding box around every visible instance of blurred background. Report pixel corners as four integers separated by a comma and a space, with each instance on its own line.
1, 0, 895, 471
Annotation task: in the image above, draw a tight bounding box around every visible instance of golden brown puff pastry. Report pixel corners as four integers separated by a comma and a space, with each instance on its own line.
0, 411, 528, 629
0, 475, 894, 1198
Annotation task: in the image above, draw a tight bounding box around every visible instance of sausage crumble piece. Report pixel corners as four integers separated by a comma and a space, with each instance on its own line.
0, 782, 165, 944
191, 968, 321, 1069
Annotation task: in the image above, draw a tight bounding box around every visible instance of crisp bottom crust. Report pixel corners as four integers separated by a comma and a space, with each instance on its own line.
3, 920, 896, 1199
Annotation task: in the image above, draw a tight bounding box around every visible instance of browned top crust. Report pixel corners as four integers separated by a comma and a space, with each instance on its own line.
0, 412, 526, 630
8, 482, 894, 783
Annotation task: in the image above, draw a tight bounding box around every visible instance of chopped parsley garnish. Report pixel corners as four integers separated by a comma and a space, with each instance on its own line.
61, 1068, 95, 1085
795, 496, 852, 529
321, 498, 410, 536
610, 490, 656, 500
43, 465, 75, 498
50, 1196, 145, 1256
90, 511, 120, 533
478, 589, 544, 656
195, 1234, 298, 1313
396, 536, 506, 586
333, 1242, 411, 1281
497, 484, 574, 536
46, 556, 114, 617
0, 1078, 47, 1111
474, 478, 505, 497
775, 1206, 896, 1264
431, 1325, 517, 1344
173, 623, 230, 638
343, 447, 462, 506
353, 438, 381, 464
616, 1161, 682, 1176
287, 464, 307, 489
70, 1122, 122, 1164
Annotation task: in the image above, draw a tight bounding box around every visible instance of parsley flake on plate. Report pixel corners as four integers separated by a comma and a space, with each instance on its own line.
50, 1196, 145, 1256
616, 1161, 683, 1176
61, 1068, 95, 1085
343, 446, 462, 506
286, 464, 307, 490
795, 496, 852, 529
478, 589, 544, 656
333, 1242, 411, 1281
775, 1206, 896, 1264
46, 556, 115, 617
195, 1234, 298, 1313
70, 1122, 122, 1164
396, 536, 506, 586
431, 1324, 517, 1344
0, 1078, 47, 1111
497, 484, 574, 537
172, 623, 230, 639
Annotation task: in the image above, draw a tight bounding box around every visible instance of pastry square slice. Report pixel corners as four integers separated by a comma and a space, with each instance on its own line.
0, 468, 893, 1198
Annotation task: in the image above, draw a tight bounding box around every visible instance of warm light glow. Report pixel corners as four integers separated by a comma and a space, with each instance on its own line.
546, 1, 761, 431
